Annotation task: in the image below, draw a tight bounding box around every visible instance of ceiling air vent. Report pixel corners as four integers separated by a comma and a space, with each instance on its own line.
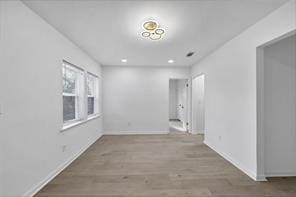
186, 52, 194, 57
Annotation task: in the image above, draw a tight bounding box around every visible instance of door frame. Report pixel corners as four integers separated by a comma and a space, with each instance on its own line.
168, 78, 190, 132
191, 73, 205, 135
256, 30, 296, 181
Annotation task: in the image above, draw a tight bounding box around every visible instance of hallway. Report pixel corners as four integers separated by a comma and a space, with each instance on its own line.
169, 120, 187, 133
37, 134, 296, 196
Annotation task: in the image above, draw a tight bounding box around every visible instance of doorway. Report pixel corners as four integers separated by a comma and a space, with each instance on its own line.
192, 74, 205, 134
169, 79, 189, 133
257, 32, 296, 179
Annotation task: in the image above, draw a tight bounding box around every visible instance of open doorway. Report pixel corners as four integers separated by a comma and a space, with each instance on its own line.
192, 74, 205, 134
257, 32, 296, 179
169, 79, 189, 133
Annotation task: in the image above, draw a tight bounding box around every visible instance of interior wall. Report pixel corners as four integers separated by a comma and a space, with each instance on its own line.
102, 66, 190, 134
169, 80, 178, 120
263, 34, 296, 176
192, 74, 205, 134
0, 138, 3, 197
0, 1, 103, 196
191, 0, 295, 180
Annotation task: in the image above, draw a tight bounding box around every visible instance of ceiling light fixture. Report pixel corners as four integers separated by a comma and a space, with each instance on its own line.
121, 59, 127, 63
142, 20, 164, 41
168, 59, 174, 63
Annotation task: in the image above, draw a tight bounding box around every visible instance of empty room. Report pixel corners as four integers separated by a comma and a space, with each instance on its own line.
1, 0, 296, 196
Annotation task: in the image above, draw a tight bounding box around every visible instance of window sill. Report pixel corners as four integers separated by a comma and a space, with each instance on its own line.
61, 114, 101, 132
87, 114, 100, 121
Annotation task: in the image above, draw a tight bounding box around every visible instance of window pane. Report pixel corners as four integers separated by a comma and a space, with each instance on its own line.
88, 97, 94, 115
63, 96, 76, 121
87, 75, 95, 96
63, 66, 76, 94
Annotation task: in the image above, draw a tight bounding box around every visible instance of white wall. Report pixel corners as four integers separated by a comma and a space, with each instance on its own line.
0, 1, 103, 196
103, 66, 190, 134
0, 133, 3, 197
263, 34, 296, 176
191, 0, 295, 180
169, 80, 178, 120
192, 74, 205, 134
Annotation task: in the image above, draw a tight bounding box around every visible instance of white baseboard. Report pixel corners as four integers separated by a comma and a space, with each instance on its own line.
204, 140, 266, 182
104, 131, 169, 135
265, 172, 296, 177
191, 131, 204, 135
256, 174, 268, 181
23, 133, 103, 197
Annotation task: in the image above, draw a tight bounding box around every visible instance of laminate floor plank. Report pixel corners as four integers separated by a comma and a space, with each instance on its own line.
36, 134, 296, 197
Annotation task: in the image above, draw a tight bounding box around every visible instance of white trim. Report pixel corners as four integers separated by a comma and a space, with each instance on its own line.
256, 30, 296, 180
62, 119, 84, 131
62, 92, 76, 97
191, 72, 206, 81
204, 140, 267, 182
256, 46, 266, 180
257, 30, 296, 48
86, 73, 99, 116
62, 62, 85, 123
87, 71, 99, 78
191, 130, 204, 135
190, 74, 205, 135
63, 60, 84, 72
61, 115, 100, 131
104, 131, 169, 135
265, 172, 296, 177
23, 133, 103, 197
62, 61, 101, 127
87, 113, 100, 121
256, 174, 268, 181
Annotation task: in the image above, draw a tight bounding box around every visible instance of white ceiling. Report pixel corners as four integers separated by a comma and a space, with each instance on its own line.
23, 0, 288, 67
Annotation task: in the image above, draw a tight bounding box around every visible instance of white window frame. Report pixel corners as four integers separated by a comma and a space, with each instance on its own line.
62, 61, 85, 126
62, 60, 100, 131
87, 72, 99, 119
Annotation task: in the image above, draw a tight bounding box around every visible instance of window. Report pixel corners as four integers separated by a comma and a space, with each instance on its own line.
62, 61, 84, 123
87, 73, 98, 116
62, 61, 100, 129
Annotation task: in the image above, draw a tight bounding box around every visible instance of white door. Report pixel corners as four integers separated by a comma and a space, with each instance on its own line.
192, 75, 205, 134
177, 79, 188, 131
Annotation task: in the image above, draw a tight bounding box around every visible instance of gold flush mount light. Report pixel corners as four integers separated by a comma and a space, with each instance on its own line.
142, 20, 164, 40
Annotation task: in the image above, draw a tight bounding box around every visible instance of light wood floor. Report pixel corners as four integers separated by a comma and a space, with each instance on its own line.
36, 134, 296, 197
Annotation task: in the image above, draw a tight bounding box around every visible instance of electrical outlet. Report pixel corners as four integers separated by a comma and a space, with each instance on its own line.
128, 122, 131, 127
218, 136, 222, 141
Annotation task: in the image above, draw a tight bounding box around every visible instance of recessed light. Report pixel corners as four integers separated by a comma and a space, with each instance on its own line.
168, 59, 174, 63
121, 59, 127, 63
